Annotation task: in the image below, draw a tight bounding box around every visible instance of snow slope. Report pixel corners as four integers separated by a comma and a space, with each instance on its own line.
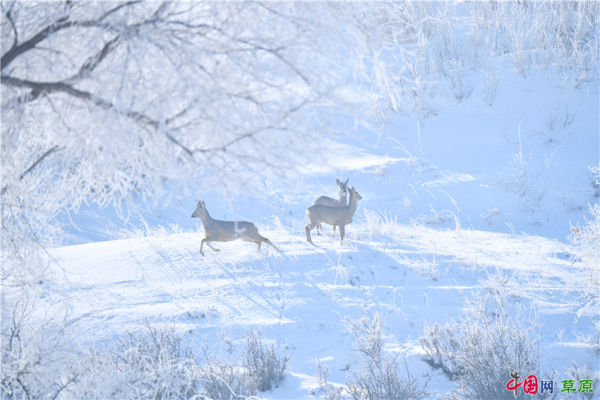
49, 219, 596, 398
46, 65, 598, 398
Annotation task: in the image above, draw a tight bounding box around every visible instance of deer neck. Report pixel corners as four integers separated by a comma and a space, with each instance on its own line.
200, 210, 214, 225
347, 196, 358, 213
339, 191, 348, 206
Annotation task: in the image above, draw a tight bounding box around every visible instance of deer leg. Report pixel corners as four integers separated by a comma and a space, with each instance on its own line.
206, 242, 220, 252
260, 236, 281, 253
339, 225, 345, 244
332, 225, 337, 236
200, 238, 207, 256
256, 240, 262, 251
305, 224, 315, 244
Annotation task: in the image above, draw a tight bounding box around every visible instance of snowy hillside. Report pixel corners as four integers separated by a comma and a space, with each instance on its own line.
45, 68, 599, 398
3, 2, 598, 399
49, 214, 597, 398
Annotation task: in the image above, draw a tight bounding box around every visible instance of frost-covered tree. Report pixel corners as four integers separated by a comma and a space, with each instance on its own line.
1, 3, 352, 396
1, 1, 355, 281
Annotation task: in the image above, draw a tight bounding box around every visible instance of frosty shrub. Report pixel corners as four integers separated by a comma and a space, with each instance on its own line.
346, 314, 427, 400
72, 324, 199, 400
243, 330, 289, 392
311, 357, 343, 399
2, 308, 290, 400
0, 297, 78, 400
198, 330, 289, 400
562, 363, 599, 400
420, 294, 540, 400
569, 202, 600, 304
198, 360, 254, 400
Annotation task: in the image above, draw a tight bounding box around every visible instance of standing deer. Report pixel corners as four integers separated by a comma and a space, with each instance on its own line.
305, 186, 362, 244
313, 178, 349, 234
191, 200, 280, 256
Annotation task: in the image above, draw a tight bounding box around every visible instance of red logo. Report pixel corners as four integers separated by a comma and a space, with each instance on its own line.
506, 372, 538, 395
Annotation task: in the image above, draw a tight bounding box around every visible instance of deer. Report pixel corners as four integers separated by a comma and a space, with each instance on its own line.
305, 186, 362, 245
191, 200, 280, 256
312, 178, 349, 235
313, 178, 349, 207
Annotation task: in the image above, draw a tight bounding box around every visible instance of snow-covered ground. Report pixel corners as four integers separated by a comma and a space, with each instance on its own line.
47, 68, 598, 398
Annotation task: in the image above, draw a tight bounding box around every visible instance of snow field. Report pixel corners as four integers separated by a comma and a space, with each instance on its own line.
48, 212, 597, 397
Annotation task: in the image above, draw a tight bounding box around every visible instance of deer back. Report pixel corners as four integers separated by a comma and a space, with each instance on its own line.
205, 219, 259, 240
313, 195, 340, 207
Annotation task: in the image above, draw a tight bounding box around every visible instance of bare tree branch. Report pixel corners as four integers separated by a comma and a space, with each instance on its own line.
1, 1, 141, 71
1, 16, 73, 70
18, 146, 60, 182
97, 0, 141, 22
4, 9, 18, 51
1, 75, 158, 126
1, 74, 295, 160
0, 146, 60, 196
49, 374, 78, 400
70, 35, 121, 81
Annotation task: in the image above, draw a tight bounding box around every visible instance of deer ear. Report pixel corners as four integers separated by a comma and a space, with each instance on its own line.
344, 178, 349, 185
336, 179, 341, 185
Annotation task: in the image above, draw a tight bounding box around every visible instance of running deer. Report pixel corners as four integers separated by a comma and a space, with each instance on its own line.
313, 178, 349, 234
191, 200, 280, 255
305, 186, 362, 244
